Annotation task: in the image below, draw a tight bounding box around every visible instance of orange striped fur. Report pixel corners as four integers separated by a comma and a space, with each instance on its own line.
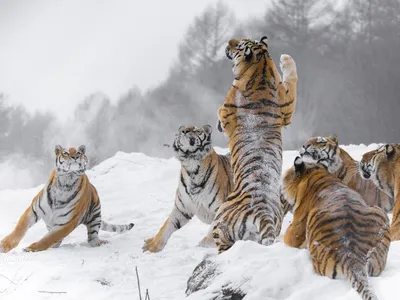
300, 135, 393, 212
213, 36, 298, 253
283, 157, 390, 300
0, 145, 134, 253
360, 144, 400, 240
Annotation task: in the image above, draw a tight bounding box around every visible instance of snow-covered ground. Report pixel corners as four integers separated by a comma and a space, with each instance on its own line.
0, 144, 399, 300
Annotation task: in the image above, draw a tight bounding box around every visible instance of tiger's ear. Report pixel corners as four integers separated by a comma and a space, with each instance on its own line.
54, 145, 63, 156
294, 156, 304, 173
244, 46, 253, 62
78, 145, 86, 154
260, 36, 268, 47
330, 134, 339, 145
202, 125, 212, 135
385, 144, 395, 158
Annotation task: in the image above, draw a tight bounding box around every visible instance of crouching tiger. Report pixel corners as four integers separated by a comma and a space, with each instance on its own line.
0, 145, 134, 253
142, 125, 233, 253
359, 144, 400, 241
282, 156, 390, 300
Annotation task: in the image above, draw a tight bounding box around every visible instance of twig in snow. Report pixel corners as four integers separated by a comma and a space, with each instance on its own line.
135, 267, 151, 300
0, 274, 17, 285
145, 289, 151, 300
135, 267, 143, 300
38, 291, 67, 294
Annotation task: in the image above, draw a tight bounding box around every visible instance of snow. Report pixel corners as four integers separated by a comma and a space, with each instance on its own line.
0, 144, 399, 300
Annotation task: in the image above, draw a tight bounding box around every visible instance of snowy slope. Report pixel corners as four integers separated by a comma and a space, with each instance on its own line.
0, 144, 399, 300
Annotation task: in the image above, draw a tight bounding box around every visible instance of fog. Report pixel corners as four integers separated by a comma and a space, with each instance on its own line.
1, 0, 400, 189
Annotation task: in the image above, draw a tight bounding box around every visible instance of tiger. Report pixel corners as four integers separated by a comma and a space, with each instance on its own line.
299, 135, 393, 212
282, 156, 390, 300
359, 144, 400, 241
142, 125, 233, 253
0, 145, 134, 253
212, 36, 298, 253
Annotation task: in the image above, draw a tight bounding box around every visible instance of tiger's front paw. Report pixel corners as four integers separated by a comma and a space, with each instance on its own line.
142, 237, 165, 253
1, 237, 19, 253
280, 54, 296, 80
23, 242, 41, 252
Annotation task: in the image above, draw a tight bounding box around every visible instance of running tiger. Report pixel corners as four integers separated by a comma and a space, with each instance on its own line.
0, 145, 134, 253
213, 36, 298, 253
359, 144, 400, 240
142, 125, 233, 253
282, 156, 390, 300
299, 135, 393, 212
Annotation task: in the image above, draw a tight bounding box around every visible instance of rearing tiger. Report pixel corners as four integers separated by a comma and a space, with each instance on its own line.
213, 36, 298, 253
0, 145, 134, 253
299, 135, 393, 212
359, 144, 400, 241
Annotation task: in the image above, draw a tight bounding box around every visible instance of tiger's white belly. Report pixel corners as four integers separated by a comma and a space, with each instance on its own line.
178, 186, 221, 225
36, 185, 81, 228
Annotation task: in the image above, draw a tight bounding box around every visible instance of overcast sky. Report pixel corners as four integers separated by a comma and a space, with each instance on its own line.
0, 0, 266, 120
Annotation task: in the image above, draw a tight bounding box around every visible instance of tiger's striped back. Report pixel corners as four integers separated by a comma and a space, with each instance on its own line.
212, 36, 298, 253
282, 157, 391, 300
300, 135, 393, 212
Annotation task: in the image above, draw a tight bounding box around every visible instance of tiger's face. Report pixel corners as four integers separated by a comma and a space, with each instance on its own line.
173, 125, 213, 161
359, 144, 399, 195
282, 156, 328, 206
299, 135, 340, 173
225, 36, 269, 78
54, 145, 88, 175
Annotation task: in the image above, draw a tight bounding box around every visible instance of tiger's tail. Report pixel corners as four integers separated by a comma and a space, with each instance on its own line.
101, 221, 134, 233
345, 265, 377, 300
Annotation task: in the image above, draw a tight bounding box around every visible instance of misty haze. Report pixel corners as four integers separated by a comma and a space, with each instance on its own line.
1, 0, 399, 189
1, 0, 400, 299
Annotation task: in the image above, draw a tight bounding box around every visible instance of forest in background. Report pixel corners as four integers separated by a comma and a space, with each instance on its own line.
1, 0, 400, 187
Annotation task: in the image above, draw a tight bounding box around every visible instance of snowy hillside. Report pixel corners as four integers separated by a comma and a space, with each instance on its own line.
0, 144, 399, 300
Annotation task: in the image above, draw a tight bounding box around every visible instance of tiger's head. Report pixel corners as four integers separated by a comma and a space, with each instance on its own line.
225, 36, 269, 78
299, 135, 341, 173
359, 144, 400, 196
54, 145, 88, 175
172, 125, 213, 161
282, 156, 329, 206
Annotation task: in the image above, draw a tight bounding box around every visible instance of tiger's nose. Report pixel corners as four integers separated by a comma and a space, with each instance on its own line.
181, 128, 190, 134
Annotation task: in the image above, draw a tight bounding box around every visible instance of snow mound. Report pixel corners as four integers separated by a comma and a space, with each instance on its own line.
0, 144, 398, 300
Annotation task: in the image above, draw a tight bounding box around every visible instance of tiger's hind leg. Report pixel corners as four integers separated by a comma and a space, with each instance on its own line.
213, 221, 233, 254
367, 225, 391, 277
255, 214, 279, 246
86, 215, 108, 247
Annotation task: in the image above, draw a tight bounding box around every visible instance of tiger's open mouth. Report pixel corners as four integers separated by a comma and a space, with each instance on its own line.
299, 150, 319, 162
359, 163, 371, 179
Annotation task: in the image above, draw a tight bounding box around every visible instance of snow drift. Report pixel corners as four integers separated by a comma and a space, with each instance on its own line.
0, 144, 399, 300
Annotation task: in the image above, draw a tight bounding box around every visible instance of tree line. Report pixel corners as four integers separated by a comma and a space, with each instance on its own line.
1, 0, 400, 186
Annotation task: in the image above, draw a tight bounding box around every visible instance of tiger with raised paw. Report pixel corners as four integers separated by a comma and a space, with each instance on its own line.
213, 36, 298, 253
